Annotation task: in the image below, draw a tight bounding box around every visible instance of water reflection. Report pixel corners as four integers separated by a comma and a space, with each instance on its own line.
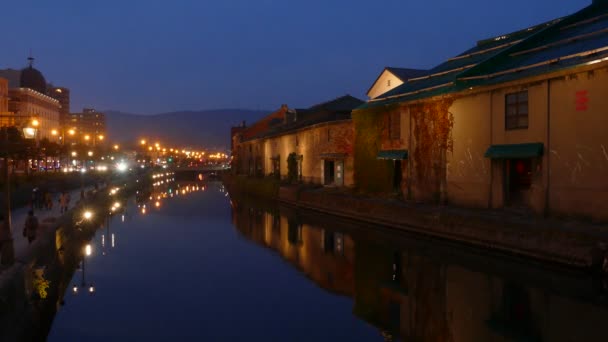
230, 195, 608, 341
6, 174, 608, 341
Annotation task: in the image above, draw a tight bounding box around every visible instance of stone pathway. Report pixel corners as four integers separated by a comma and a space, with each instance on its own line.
9, 186, 93, 261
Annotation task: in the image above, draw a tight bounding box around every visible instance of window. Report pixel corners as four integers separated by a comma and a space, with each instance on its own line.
388, 111, 400, 139
387, 79, 391, 87
327, 128, 331, 142
505, 91, 528, 130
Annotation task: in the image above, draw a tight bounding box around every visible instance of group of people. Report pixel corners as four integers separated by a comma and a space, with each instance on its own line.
30, 189, 72, 214
31, 188, 54, 211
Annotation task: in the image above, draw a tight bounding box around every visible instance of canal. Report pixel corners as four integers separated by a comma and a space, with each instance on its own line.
14, 177, 608, 340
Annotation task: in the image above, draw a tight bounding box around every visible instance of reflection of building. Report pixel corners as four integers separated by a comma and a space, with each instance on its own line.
68, 108, 106, 144
232, 95, 363, 186
357, 1, 608, 220
231, 199, 356, 296
231, 195, 608, 341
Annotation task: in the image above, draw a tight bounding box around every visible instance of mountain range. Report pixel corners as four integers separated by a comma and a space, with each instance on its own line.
104, 109, 269, 150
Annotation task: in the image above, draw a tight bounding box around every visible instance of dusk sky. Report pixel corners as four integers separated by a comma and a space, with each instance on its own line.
3, 0, 590, 115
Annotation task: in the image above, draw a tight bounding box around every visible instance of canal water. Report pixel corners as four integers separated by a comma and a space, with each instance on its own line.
39, 179, 608, 341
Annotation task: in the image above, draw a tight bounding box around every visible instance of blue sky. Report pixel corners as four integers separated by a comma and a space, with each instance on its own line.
2, 0, 591, 114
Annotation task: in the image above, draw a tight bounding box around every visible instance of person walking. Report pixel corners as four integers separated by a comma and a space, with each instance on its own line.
23, 210, 39, 244
59, 192, 67, 213
66, 192, 71, 210
45, 191, 53, 211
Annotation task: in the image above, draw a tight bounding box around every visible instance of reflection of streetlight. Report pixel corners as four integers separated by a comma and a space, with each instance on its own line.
73, 243, 95, 295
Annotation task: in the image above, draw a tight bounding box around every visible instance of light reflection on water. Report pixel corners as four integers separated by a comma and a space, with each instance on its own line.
43, 177, 608, 341
46, 179, 379, 341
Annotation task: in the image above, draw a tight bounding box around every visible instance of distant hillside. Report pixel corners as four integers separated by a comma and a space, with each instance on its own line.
104, 109, 268, 150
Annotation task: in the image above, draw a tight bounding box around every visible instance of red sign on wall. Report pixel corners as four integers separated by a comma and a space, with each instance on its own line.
575, 90, 589, 111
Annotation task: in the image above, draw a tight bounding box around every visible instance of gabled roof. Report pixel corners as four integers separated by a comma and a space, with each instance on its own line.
385, 67, 428, 82
240, 95, 364, 141
240, 106, 288, 140
366, 67, 428, 96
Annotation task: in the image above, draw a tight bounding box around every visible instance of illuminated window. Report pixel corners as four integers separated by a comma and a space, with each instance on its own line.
505, 91, 528, 130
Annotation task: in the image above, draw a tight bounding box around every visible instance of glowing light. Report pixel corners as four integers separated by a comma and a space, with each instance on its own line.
88, 151, 93, 157
32, 119, 39, 127
113, 144, 119, 150
73, 285, 78, 294
51, 129, 58, 136
116, 162, 128, 172
83, 211, 93, 220
155, 201, 160, 207
140, 139, 146, 145
23, 127, 36, 138
98, 135, 104, 141
113, 202, 121, 208
89, 285, 95, 293
71, 151, 77, 157
84, 135, 90, 141
68, 129, 75, 136
85, 244, 92, 256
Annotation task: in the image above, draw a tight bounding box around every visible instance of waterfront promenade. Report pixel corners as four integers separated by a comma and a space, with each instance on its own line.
1, 186, 93, 269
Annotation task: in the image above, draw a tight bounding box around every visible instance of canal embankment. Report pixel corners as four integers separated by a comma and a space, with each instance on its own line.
0, 172, 147, 340
222, 174, 608, 270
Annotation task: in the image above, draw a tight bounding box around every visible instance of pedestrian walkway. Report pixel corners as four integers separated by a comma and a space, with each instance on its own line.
9, 186, 94, 261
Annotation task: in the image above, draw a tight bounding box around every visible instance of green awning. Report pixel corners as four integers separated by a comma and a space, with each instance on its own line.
377, 149, 408, 160
484, 143, 543, 159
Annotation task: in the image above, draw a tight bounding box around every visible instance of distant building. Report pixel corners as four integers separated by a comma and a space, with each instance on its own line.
0, 58, 61, 141
0, 78, 9, 126
48, 86, 70, 129
8, 87, 61, 141
233, 95, 364, 186
68, 108, 106, 145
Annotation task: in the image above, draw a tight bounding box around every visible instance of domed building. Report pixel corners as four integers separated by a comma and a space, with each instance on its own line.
20, 58, 47, 94
3, 57, 61, 142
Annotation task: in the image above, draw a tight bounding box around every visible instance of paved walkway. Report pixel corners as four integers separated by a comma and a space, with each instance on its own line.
9, 186, 93, 261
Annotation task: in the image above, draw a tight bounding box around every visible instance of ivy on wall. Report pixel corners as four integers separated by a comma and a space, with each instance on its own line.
409, 97, 454, 201
352, 105, 397, 193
